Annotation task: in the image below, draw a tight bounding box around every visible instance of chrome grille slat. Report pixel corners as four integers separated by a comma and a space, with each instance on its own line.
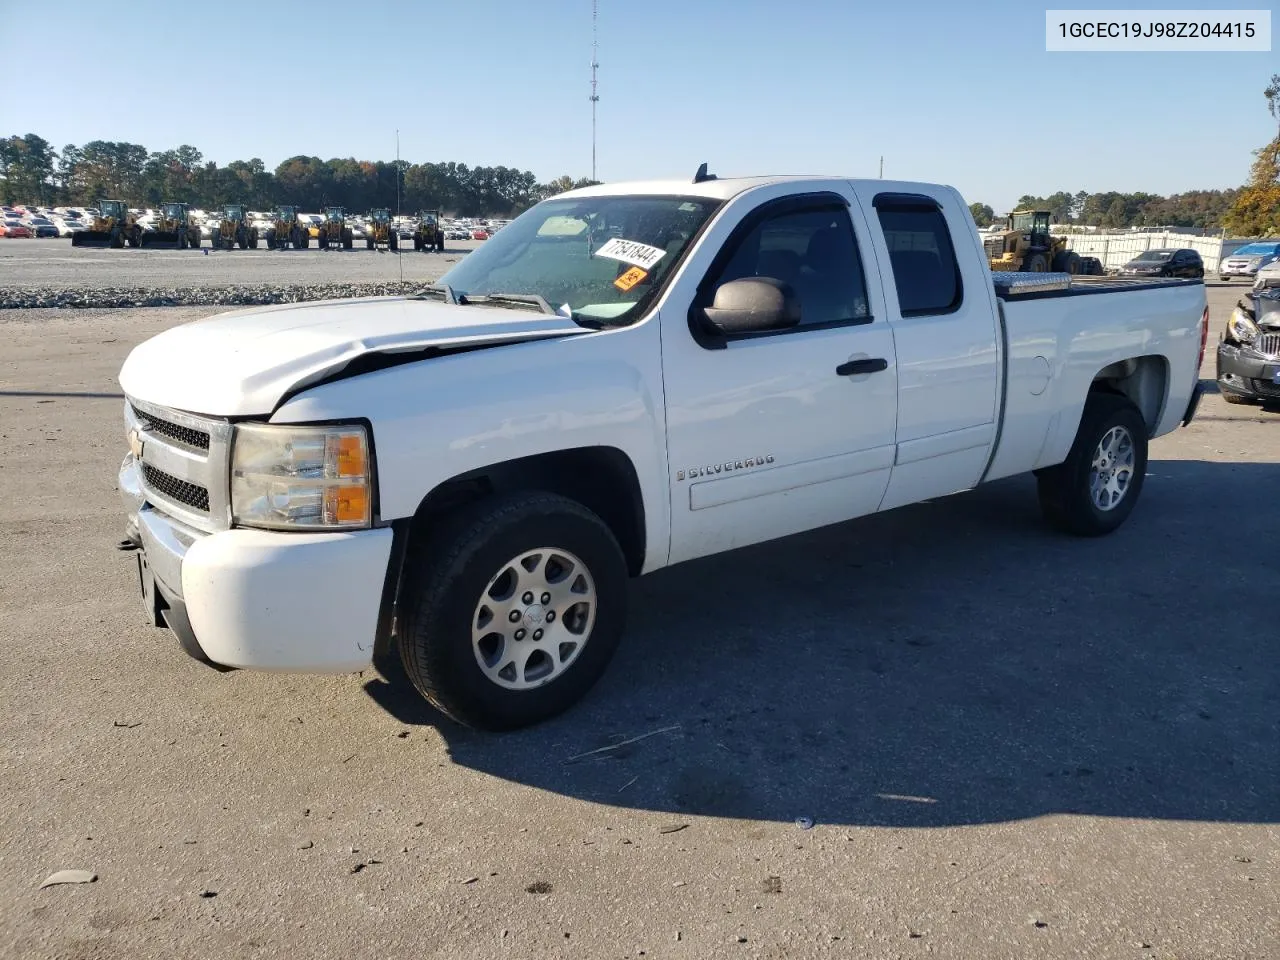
130, 403, 209, 450
1254, 332, 1280, 359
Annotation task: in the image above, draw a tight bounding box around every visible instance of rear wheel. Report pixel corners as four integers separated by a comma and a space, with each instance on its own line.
398, 492, 628, 730
390, 234, 398, 251
1023, 252, 1049, 272
249, 230, 259, 250
1037, 392, 1148, 537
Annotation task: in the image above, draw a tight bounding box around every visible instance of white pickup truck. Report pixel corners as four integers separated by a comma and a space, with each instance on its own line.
118, 170, 1208, 729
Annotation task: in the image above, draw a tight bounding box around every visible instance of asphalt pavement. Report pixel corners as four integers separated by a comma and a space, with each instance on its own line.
0, 282, 1276, 960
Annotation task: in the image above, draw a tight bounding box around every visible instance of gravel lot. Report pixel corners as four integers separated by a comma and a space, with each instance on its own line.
0, 239, 478, 308
1, 284, 1277, 959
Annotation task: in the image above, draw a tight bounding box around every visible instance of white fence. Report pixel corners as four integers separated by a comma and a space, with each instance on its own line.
1054, 232, 1248, 274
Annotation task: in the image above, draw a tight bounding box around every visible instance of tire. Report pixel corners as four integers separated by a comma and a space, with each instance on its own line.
1036, 392, 1148, 537
110, 230, 124, 249
390, 234, 398, 251
178, 232, 187, 250
366, 238, 374, 250
398, 492, 629, 730
249, 230, 259, 250
266, 231, 277, 250
319, 234, 328, 250
1219, 276, 1229, 283
1051, 250, 1080, 274
413, 235, 422, 251
343, 230, 353, 250
1023, 252, 1049, 272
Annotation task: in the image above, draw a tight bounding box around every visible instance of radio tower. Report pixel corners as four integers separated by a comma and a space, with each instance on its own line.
590, 0, 599, 181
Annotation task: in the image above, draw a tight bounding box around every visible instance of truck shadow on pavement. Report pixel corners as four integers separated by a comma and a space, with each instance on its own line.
365, 458, 1280, 827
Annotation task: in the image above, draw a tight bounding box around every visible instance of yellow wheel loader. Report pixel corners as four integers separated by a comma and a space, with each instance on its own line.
71, 200, 143, 248
366, 209, 398, 252
211, 204, 259, 250
265, 205, 308, 250
413, 209, 445, 252
317, 207, 353, 250
140, 202, 201, 249
984, 209, 1103, 275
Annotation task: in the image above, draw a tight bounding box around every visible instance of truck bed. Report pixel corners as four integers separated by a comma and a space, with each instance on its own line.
992, 271, 1203, 300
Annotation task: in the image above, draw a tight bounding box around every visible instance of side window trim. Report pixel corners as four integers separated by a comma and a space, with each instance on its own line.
687, 192, 875, 350
872, 191, 965, 318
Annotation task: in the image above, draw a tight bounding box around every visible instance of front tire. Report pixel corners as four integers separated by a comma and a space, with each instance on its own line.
1036, 392, 1148, 536
398, 493, 628, 730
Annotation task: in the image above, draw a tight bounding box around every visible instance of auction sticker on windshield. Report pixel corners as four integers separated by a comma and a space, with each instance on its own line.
613, 266, 648, 291
595, 237, 666, 270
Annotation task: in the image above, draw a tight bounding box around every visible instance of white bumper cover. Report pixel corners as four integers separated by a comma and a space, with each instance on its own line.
182, 527, 393, 672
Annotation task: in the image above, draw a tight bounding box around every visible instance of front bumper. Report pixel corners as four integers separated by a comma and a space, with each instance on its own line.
1216, 342, 1280, 401
1219, 263, 1259, 278
120, 455, 394, 672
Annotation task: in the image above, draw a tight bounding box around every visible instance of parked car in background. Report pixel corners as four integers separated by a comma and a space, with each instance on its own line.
302, 214, 324, 238
1219, 241, 1280, 281
471, 229, 490, 240
1217, 280, 1280, 405
57, 220, 87, 237
3, 221, 33, 238
24, 216, 61, 238
1119, 248, 1204, 279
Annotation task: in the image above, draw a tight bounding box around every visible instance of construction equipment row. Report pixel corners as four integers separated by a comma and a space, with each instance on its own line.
68, 200, 452, 253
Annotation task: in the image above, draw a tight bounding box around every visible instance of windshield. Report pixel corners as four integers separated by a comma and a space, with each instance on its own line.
1232, 243, 1280, 256
1135, 250, 1174, 261
439, 194, 721, 325
161, 204, 182, 218
327, 209, 343, 221
224, 206, 242, 220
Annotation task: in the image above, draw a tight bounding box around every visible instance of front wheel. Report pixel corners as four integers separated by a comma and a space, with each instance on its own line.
398, 493, 628, 730
1037, 392, 1148, 536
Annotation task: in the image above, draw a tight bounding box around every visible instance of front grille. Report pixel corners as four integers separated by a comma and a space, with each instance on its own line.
1248, 378, 1280, 399
1254, 333, 1280, 358
142, 463, 209, 512
132, 404, 209, 450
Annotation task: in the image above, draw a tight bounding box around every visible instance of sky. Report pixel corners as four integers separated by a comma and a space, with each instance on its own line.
1, 0, 1276, 213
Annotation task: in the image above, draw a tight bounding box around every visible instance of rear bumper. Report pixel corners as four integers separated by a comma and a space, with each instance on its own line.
1216, 342, 1280, 401
120, 455, 394, 672
1182, 381, 1204, 425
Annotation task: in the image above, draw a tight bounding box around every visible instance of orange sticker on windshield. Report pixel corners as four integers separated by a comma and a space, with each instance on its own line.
614, 266, 648, 291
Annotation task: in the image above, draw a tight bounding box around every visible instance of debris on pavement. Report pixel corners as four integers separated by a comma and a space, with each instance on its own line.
39, 870, 97, 888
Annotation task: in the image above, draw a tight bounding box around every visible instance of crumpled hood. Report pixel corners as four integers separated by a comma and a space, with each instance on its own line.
118, 295, 586, 416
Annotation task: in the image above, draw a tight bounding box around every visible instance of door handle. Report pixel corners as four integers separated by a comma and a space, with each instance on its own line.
835, 358, 888, 376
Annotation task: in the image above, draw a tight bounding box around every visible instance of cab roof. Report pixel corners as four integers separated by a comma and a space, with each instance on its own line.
560, 174, 955, 202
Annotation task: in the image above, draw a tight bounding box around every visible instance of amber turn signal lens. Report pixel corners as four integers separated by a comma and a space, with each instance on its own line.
326, 484, 369, 525
333, 434, 367, 478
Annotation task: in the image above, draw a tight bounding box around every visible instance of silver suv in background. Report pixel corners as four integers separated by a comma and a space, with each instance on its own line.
1219, 241, 1280, 281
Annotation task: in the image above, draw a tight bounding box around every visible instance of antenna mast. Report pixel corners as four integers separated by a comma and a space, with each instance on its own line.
396, 129, 403, 284
590, 0, 599, 181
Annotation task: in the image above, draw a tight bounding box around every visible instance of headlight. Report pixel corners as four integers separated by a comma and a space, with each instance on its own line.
1227, 308, 1259, 344
231, 423, 372, 530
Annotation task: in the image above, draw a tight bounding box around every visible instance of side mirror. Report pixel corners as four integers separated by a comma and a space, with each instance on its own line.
703, 277, 800, 335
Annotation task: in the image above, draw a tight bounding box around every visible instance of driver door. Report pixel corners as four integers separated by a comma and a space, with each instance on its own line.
660, 183, 898, 565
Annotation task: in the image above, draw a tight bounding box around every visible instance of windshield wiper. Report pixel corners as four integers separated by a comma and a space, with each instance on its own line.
456, 292, 557, 316
409, 282, 457, 304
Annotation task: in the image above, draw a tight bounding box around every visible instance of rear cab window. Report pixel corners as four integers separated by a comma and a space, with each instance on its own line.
872, 194, 963, 316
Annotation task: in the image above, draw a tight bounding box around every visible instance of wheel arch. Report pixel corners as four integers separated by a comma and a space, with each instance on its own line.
400, 445, 647, 575
1089, 354, 1169, 436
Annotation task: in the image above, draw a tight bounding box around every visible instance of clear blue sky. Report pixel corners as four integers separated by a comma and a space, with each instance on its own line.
2, 0, 1275, 212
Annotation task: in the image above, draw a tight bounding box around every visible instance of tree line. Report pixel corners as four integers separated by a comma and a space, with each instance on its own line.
968, 188, 1241, 231
0, 134, 599, 216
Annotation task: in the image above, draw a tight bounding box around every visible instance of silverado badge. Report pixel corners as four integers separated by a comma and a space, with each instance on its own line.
676, 455, 774, 481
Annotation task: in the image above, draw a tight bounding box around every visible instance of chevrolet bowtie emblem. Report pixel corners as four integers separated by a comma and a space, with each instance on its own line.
128, 428, 144, 460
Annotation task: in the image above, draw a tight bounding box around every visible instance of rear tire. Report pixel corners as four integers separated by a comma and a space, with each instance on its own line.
1023, 252, 1049, 272
398, 492, 629, 730
1037, 392, 1148, 537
